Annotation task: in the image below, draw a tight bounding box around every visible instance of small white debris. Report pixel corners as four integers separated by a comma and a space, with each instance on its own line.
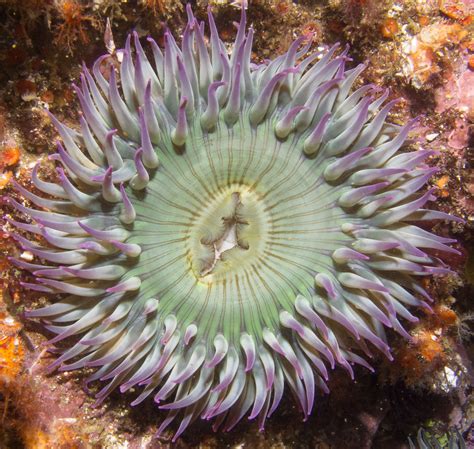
20, 251, 34, 261
230, 0, 248, 9
438, 366, 460, 393
21, 92, 37, 102
104, 18, 115, 55
426, 132, 439, 142
57, 418, 77, 424
4, 316, 16, 326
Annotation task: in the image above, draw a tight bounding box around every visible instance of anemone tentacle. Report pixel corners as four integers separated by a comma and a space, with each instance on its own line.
7, 5, 460, 441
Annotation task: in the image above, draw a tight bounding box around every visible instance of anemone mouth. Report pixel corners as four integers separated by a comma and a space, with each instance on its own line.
188, 186, 262, 280
6, 4, 461, 442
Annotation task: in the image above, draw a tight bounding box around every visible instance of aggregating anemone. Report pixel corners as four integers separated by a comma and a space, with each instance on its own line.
6, 5, 461, 440
409, 428, 466, 449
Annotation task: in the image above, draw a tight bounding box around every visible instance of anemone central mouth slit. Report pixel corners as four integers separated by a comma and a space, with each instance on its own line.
199, 191, 250, 277
188, 185, 271, 282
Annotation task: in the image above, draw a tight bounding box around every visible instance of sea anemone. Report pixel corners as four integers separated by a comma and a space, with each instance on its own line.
409, 428, 466, 449
6, 5, 461, 440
